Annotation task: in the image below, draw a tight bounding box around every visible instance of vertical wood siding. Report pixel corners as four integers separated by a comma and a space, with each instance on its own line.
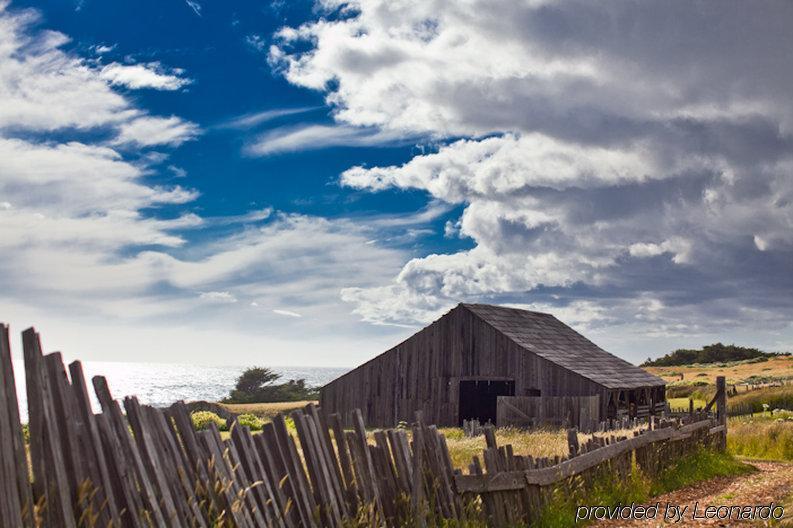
321, 305, 627, 427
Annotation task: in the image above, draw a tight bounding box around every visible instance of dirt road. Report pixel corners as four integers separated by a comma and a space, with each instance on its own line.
595, 461, 793, 526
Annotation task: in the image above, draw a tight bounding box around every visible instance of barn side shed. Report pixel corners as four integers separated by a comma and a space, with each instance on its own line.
320, 303, 666, 428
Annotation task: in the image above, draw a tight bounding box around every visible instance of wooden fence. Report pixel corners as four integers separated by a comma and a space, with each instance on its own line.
0, 325, 728, 527
496, 395, 600, 432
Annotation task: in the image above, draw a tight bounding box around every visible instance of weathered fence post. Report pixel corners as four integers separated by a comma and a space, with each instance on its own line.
566, 428, 579, 457
716, 376, 726, 426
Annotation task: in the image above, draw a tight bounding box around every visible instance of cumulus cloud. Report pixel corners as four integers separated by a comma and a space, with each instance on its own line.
276, 0, 793, 345
99, 62, 191, 90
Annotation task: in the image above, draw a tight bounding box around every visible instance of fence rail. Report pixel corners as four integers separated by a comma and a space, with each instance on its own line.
0, 325, 727, 527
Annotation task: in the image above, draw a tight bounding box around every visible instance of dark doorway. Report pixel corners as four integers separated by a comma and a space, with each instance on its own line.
458, 379, 515, 426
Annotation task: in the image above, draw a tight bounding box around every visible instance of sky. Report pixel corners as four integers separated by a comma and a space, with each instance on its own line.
0, 0, 791, 367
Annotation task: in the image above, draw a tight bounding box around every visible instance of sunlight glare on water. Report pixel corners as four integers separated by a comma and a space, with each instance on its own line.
10, 359, 349, 422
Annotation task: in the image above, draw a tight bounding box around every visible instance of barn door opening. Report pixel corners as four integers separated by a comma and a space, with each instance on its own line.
458, 379, 515, 426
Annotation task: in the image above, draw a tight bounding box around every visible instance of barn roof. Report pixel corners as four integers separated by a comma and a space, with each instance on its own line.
462, 303, 665, 389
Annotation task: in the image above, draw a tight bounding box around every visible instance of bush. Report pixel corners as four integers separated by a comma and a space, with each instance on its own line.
191, 411, 227, 431
222, 366, 319, 404
22, 423, 29, 442
237, 413, 264, 431
643, 343, 773, 367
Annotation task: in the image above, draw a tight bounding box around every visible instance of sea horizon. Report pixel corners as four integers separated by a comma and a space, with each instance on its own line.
10, 359, 350, 422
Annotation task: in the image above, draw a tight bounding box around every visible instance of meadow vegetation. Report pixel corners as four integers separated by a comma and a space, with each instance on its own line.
221, 400, 316, 419
646, 354, 793, 387
190, 410, 227, 431
728, 384, 793, 414
727, 412, 793, 461
536, 449, 752, 527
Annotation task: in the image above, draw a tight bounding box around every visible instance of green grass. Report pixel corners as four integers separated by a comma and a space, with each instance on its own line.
728, 414, 793, 461
728, 385, 793, 414
667, 397, 707, 411
650, 448, 753, 495
536, 449, 752, 527
220, 400, 317, 419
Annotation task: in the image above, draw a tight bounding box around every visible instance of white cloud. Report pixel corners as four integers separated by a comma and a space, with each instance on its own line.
220, 106, 319, 129
185, 0, 201, 17
247, 123, 411, 155
199, 291, 238, 303
273, 309, 302, 318
114, 116, 199, 147
100, 62, 191, 91
245, 34, 266, 53
628, 238, 692, 265
276, 0, 793, 344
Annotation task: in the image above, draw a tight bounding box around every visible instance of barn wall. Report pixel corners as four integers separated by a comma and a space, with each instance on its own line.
320, 305, 612, 427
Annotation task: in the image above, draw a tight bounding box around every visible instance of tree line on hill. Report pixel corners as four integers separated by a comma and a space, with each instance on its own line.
222, 367, 319, 403
642, 342, 781, 367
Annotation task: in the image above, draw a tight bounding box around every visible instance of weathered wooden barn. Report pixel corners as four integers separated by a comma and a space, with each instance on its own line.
320, 303, 666, 428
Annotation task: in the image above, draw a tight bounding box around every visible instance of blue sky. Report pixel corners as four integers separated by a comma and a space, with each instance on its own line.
1, 0, 792, 367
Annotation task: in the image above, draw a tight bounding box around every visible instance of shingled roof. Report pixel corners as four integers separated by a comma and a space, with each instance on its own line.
463, 303, 665, 389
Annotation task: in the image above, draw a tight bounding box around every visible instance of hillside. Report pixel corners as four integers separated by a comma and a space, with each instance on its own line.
642, 343, 778, 367
644, 354, 793, 387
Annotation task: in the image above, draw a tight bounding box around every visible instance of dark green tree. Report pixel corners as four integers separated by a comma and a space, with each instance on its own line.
223, 366, 318, 403
234, 367, 280, 394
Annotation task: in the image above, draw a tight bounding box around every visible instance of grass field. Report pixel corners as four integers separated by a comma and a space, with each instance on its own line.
220, 400, 317, 419
645, 354, 793, 386
727, 412, 793, 461
667, 396, 707, 411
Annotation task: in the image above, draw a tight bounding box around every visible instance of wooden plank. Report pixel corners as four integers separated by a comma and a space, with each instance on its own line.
271, 414, 318, 528
94, 411, 145, 527
224, 434, 269, 528
305, 413, 347, 522
93, 375, 167, 527
328, 413, 357, 508
456, 420, 715, 492
23, 328, 77, 528
410, 425, 426, 528
43, 354, 87, 503
0, 323, 28, 526
68, 361, 121, 527
196, 427, 253, 528
353, 409, 384, 516
230, 424, 283, 528
306, 405, 348, 518
147, 406, 207, 528
254, 426, 296, 528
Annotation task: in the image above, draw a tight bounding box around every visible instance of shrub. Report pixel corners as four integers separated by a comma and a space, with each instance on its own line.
222, 366, 319, 404
22, 423, 29, 442
191, 411, 227, 431
236, 413, 264, 431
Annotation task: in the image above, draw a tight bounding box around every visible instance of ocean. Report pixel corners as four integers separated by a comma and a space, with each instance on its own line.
10, 359, 350, 422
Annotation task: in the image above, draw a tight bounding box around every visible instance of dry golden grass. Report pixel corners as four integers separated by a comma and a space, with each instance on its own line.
220, 400, 317, 419
645, 355, 793, 386
441, 427, 567, 470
